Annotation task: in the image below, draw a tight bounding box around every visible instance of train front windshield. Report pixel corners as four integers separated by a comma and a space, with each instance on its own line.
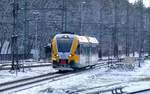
57, 39, 73, 52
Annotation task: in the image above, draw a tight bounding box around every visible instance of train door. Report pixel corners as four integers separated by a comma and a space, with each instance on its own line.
91, 45, 96, 65
92, 44, 98, 65
85, 44, 90, 66
83, 44, 90, 66
90, 44, 97, 65
89, 44, 92, 65
80, 44, 86, 66
87, 46, 91, 65
80, 43, 91, 67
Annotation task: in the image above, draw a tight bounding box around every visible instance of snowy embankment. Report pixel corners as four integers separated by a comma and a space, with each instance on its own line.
10, 59, 150, 94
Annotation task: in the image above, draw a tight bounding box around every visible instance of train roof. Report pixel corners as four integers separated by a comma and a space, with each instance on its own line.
88, 37, 99, 44
76, 36, 99, 44
54, 34, 76, 39
54, 34, 99, 44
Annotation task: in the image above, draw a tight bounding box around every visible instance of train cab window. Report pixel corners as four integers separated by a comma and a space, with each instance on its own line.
57, 38, 73, 52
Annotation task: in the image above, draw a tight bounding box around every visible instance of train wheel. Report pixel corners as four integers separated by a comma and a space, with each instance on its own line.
90, 65, 95, 69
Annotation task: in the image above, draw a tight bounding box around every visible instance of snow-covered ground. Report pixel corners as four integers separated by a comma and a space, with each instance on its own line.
1, 59, 150, 94
0, 66, 56, 84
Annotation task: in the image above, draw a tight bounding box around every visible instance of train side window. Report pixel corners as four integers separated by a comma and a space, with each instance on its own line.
88, 46, 90, 55
86, 46, 88, 55
83, 45, 86, 55
83, 46, 85, 55
80, 44, 83, 55
92, 44, 97, 54
90, 45, 92, 55
87, 46, 90, 55
76, 45, 80, 55
92, 46, 94, 54
96, 45, 98, 54
92, 46, 94, 52
84, 44, 88, 55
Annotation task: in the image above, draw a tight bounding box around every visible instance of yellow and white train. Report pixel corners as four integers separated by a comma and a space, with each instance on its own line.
51, 33, 99, 71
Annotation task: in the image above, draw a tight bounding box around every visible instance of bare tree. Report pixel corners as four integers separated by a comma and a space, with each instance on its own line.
112, 0, 119, 58
125, 0, 130, 56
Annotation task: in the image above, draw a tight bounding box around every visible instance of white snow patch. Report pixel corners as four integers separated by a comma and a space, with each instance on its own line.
134, 60, 150, 76
0, 66, 56, 84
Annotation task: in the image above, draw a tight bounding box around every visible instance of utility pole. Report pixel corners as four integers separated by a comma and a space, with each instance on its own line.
125, 0, 130, 56
99, 5, 104, 59
148, 9, 150, 56
11, 0, 19, 70
80, 1, 86, 35
63, 0, 67, 33
33, 11, 40, 62
24, 0, 28, 59
132, 13, 136, 57
112, 0, 119, 58
138, 0, 144, 67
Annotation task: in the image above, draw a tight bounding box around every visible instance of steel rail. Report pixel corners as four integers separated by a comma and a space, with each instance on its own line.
0, 64, 52, 70
0, 72, 61, 92
71, 81, 126, 94
126, 88, 150, 94
86, 86, 125, 94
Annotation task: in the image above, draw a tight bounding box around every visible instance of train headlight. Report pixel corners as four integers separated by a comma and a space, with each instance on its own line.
55, 54, 59, 57
69, 54, 72, 57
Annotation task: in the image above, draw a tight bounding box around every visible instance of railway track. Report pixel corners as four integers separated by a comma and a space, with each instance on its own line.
70, 74, 150, 94
0, 68, 94, 93
126, 88, 150, 94
0, 72, 61, 93
0, 58, 112, 70
0, 60, 112, 93
0, 56, 149, 93
81, 86, 125, 94
0, 63, 52, 70
0, 55, 149, 70
70, 81, 127, 94
0, 60, 129, 93
72, 79, 150, 94
0, 70, 81, 94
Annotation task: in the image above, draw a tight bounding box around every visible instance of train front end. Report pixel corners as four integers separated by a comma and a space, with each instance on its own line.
51, 34, 79, 71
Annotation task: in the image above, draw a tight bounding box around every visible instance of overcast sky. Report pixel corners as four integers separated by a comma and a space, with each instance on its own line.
129, 0, 150, 7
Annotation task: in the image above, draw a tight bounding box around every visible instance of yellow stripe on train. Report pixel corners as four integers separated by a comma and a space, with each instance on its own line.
69, 37, 80, 63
